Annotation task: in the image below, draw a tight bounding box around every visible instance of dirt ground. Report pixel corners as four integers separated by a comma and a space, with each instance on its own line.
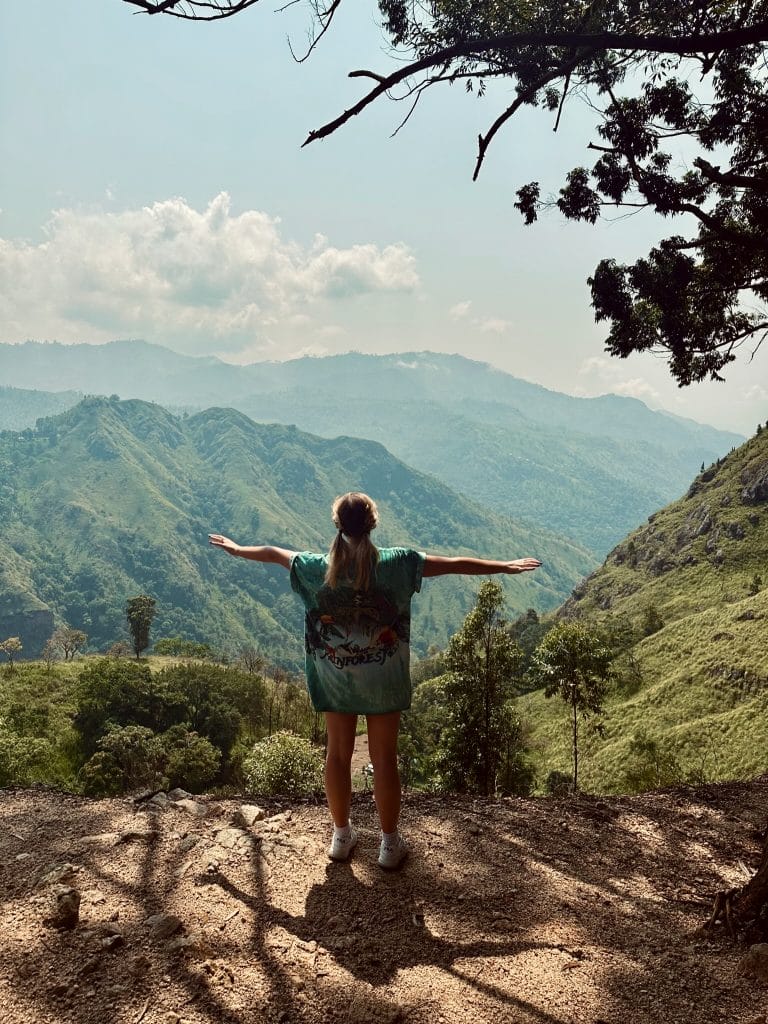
2, 777, 768, 1024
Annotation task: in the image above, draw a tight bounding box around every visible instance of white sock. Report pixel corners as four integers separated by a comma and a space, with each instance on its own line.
333, 823, 352, 841
381, 829, 399, 844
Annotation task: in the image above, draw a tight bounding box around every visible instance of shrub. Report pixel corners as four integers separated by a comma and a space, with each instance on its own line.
496, 752, 536, 796
160, 724, 221, 792
0, 718, 52, 786
620, 730, 684, 793
79, 724, 165, 796
242, 730, 324, 798
545, 770, 574, 797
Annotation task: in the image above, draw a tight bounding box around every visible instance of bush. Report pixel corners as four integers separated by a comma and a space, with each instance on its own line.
545, 770, 574, 797
496, 753, 536, 796
160, 724, 221, 792
620, 730, 684, 793
0, 719, 52, 786
242, 730, 324, 798
80, 724, 165, 796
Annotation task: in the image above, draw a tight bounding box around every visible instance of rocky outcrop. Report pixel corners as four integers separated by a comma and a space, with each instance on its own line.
0, 607, 54, 660
741, 460, 768, 504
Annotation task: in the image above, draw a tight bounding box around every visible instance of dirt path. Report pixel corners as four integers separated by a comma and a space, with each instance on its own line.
1, 780, 767, 1024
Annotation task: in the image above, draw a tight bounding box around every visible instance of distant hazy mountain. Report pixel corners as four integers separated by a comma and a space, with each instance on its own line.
0, 342, 742, 555
0, 386, 82, 431
0, 397, 592, 663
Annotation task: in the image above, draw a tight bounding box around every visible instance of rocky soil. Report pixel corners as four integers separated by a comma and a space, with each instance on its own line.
2, 778, 768, 1024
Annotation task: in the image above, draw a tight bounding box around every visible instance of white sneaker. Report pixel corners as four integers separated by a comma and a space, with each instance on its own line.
328, 826, 358, 861
378, 832, 408, 870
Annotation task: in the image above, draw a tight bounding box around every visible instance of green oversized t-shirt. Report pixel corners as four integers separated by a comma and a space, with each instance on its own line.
289, 547, 426, 715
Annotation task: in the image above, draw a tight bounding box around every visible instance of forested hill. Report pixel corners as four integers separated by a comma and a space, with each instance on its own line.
0, 397, 592, 662
0, 342, 743, 556
521, 426, 768, 789
0, 386, 83, 431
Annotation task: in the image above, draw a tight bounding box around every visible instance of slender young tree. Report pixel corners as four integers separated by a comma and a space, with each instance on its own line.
436, 580, 525, 796
530, 622, 612, 793
0, 637, 22, 673
125, 595, 157, 660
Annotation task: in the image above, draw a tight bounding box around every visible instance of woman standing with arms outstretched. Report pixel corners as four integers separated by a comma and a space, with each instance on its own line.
209, 492, 541, 869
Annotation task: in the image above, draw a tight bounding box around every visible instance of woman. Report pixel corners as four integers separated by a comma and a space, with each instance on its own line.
209, 491, 541, 870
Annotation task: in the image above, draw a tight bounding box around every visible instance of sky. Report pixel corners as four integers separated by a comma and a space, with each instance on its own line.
0, 1, 765, 434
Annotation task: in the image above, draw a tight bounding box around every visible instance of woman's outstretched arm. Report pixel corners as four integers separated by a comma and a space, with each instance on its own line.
423, 555, 541, 578
208, 534, 296, 570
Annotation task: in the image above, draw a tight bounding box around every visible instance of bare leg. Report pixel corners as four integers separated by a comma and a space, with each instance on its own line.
324, 712, 357, 827
366, 711, 401, 834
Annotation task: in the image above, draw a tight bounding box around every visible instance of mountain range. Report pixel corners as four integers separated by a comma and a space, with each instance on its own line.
0, 341, 743, 556
0, 396, 592, 663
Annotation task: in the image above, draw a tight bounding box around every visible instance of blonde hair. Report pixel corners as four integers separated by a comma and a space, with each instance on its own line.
324, 492, 380, 591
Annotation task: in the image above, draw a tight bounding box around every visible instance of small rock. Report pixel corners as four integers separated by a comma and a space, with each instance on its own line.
738, 944, 768, 983
115, 830, 151, 845
81, 827, 120, 843
145, 913, 183, 940
214, 827, 251, 851
35, 862, 77, 888
178, 835, 200, 853
175, 799, 207, 818
167, 932, 212, 957
234, 804, 265, 828
149, 792, 171, 809
168, 788, 193, 801
15, 852, 32, 862
129, 954, 152, 977
44, 885, 81, 929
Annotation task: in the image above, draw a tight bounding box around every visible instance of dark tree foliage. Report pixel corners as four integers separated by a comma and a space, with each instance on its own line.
127, 0, 768, 385
125, 594, 156, 659
530, 621, 612, 793
435, 581, 526, 796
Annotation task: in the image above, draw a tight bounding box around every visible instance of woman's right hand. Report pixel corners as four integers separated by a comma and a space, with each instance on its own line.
208, 534, 242, 557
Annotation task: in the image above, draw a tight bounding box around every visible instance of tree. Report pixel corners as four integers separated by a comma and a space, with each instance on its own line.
41, 638, 58, 673
530, 622, 613, 793
128, 1, 768, 384
160, 724, 221, 791
50, 626, 88, 661
434, 581, 526, 796
0, 637, 23, 672
80, 724, 165, 796
640, 604, 664, 637
238, 644, 265, 676
125, 595, 156, 659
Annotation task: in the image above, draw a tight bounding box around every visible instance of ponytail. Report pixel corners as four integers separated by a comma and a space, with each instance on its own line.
324, 493, 380, 591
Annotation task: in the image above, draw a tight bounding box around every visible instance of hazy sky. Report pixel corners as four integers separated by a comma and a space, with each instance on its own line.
1, 1, 765, 433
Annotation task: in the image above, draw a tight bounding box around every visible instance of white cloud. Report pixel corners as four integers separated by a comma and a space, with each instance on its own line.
575, 354, 663, 405
477, 317, 512, 334
291, 343, 330, 359
449, 300, 472, 319
0, 193, 419, 352
611, 377, 662, 403
577, 356, 611, 377
745, 384, 768, 402
316, 324, 347, 339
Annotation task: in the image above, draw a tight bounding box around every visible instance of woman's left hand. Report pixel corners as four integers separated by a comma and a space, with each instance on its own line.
208, 533, 241, 556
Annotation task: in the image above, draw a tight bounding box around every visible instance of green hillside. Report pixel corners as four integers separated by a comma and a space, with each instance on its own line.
0, 342, 741, 557
520, 428, 768, 790
0, 397, 592, 666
